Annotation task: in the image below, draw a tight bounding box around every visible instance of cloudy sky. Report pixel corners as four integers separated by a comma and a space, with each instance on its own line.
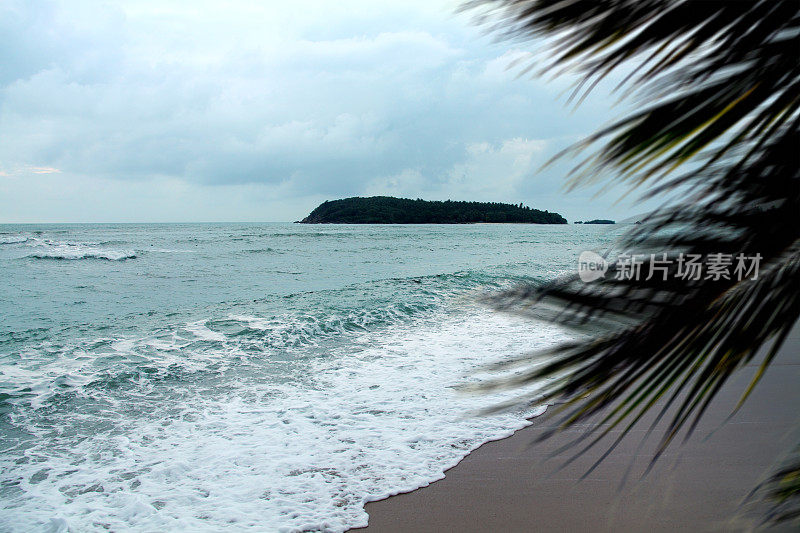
1, 0, 654, 223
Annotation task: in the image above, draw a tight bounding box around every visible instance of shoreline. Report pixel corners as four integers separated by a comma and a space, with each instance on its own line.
353, 325, 800, 532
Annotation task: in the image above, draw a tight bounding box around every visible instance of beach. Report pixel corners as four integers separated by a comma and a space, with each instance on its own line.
0, 223, 617, 531
3, 223, 796, 531
356, 324, 800, 532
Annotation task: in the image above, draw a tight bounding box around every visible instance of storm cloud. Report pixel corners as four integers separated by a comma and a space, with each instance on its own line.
0, 0, 644, 222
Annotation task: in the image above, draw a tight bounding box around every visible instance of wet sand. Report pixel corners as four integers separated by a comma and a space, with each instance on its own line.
354, 325, 800, 532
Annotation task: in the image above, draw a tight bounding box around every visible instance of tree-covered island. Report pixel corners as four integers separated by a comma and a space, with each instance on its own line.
576, 219, 616, 224
298, 196, 567, 224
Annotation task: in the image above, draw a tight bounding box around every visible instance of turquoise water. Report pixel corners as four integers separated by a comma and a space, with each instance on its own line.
0, 223, 620, 531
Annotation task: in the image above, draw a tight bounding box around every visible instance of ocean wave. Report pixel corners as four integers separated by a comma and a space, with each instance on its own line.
273, 231, 354, 238
0, 235, 30, 245
148, 248, 196, 254
0, 269, 539, 411
223, 305, 432, 347
0, 308, 565, 532
241, 247, 282, 254
0, 222, 613, 531
0, 303, 436, 409
27, 249, 136, 261
22, 238, 136, 261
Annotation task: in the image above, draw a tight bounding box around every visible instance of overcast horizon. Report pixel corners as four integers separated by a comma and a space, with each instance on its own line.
1, 0, 658, 224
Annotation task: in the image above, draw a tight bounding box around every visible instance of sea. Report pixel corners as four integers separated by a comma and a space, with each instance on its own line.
0, 223, 621, 532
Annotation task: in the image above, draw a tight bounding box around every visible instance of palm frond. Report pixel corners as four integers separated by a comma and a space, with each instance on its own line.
755, 448, 800, 524
463, 0, 800, 524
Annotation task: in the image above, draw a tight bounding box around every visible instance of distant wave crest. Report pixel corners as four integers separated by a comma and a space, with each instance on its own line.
0, 235, 30, 245
28, 249, 136, 261
23, 238, 136, 261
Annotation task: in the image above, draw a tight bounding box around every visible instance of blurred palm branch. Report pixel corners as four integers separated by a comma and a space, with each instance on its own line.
463, 0, 800, 523
754, 446, 800, 524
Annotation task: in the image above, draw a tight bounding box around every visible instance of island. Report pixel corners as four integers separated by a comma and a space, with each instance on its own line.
298, 196, 567, 224
582, 219, 616, 224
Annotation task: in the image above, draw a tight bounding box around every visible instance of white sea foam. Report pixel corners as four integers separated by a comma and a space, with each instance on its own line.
228, 307, 427, 348
0, 235, 30, 244
26, 247, 136, 261
22, 238, 136, 261
1, 309, 569, 532
184, 321, 228, 342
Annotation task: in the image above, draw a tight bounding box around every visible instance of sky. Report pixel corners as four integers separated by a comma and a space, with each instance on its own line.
0, 0, 656, 223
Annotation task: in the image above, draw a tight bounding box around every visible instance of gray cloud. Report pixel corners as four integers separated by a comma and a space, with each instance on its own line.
0, 0, 649, 222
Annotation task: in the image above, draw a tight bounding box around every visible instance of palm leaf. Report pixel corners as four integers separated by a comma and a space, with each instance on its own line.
754, 447, 800, 524
463, 0, 800, 524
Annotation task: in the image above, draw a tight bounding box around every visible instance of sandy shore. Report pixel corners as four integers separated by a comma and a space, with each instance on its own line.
353, 325, 800, 532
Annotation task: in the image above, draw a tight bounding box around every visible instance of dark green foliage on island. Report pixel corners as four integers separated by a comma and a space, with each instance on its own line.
583, 219, 615, 224
299, 196, 567, 224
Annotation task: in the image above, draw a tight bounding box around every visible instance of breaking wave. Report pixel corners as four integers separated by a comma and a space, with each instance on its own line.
0, 235, 31, 245
21, 238, 136, 261
0, 306, 564, 532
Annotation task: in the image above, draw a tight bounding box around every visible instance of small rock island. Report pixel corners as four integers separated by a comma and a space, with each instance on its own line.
299, 196, 567, 224
575, 219, 616, 224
